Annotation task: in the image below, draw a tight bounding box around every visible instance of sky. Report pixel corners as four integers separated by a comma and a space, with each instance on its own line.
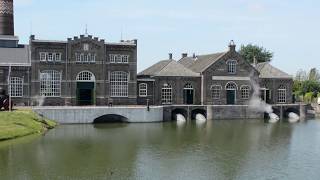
14, 0, 320, 75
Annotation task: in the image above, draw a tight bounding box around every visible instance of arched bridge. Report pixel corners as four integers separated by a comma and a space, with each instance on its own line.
33, 106, 164, 124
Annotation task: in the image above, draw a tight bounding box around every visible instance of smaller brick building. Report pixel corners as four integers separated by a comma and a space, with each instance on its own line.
137, 42, 293, 106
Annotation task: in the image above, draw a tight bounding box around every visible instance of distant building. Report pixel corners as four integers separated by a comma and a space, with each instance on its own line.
137, 42, 293, 105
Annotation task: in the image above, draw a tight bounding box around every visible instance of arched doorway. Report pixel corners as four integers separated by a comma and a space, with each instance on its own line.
226, 82, 237, 105
183, 83, 194, 104
76, 71, 95, 106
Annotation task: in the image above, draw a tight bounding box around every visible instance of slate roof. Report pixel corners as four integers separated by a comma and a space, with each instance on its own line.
138, 59, 200, 77
178, 57, 196, 68
0, 45, 30, 66
187, 52, 227, 73
255, 62, 292, 79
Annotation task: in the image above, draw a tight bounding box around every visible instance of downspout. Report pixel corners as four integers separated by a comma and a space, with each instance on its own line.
201, 73, 204, 105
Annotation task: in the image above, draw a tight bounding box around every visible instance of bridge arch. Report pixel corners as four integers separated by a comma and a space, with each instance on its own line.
284, 107, 300, 118
93, 114, 129, 124
191, 109, 207, 120
171, 108, 188, 121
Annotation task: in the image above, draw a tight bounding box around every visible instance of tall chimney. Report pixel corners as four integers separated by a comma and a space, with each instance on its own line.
0, 0, 14, 36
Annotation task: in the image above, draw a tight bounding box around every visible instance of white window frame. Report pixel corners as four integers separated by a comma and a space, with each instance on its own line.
40, 52, 46, 61
76, 71, 95, 82
40, 70, 62, 97
10, 77, 23, 97
55, 53, 61, 62
139, 83, 148, 97
109, 54, 130, 64
83, 43, 89, 51
161, 84, 172, 104
47, 53, 53, 62
240, 85, 250, 99
76, 53, 81, 62
110, 71, 128, 97
277, 85, 286, 103
227, 60, 237, 74
211, 85, 222, 99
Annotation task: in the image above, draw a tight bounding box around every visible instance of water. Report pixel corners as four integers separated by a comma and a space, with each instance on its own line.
1, 119, 320, 180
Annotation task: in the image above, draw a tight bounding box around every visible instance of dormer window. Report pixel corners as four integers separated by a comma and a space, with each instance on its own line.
227, 60, 237, 74
83, 43, 89, 51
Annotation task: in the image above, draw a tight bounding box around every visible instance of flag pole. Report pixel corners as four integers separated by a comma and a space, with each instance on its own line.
8, 65, 12, 111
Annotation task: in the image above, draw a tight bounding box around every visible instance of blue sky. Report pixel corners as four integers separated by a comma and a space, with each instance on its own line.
14, 0, 320, 75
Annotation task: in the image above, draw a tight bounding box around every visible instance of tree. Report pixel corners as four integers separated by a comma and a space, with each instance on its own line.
239, 44, 273, 63
308, 68, 320, 81
295, 69, 307, 81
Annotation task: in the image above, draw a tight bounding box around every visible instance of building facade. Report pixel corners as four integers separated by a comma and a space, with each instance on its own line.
137, 42, 293, 106
0, 0, 293, 107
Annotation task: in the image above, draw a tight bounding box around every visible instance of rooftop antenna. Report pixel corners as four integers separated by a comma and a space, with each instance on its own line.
30, 21, 33, 35
120, 26, 123, 41
85, 24, 88, 36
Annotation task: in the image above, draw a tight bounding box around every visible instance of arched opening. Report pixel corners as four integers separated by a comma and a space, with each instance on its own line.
284, 107, 300, 119
183, 83, 194, 105
226, 82, 237, 105
76, 71, 96, 106
93, 114, 129, 124
191, 109, 207, 120
171, 108, 188, 121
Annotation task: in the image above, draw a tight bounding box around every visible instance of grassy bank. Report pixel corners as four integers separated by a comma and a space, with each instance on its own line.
0, 109, 57, 141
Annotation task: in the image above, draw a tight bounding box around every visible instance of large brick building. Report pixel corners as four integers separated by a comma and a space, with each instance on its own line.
0, 0, 293, 107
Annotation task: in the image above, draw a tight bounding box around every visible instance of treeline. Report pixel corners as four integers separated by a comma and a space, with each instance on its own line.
294, 68, 320, 103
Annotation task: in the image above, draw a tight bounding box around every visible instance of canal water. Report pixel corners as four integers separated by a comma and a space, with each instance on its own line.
1, 119, 320, 180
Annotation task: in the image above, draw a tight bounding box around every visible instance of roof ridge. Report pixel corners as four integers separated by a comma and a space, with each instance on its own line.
155, 60, 174, 75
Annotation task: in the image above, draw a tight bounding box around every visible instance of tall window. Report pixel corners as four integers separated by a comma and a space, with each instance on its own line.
110, 71, 128, 97
227, 60, 237, 74
39, 52, 62, 62
211, 85, 222, 99
277, 85, 286, 103
109, 54, 130, 63
139, 83, 148, 97
40, 70, 61, 97
161, 84, 172, 104
10, 77, 23, 97
241, 85, 250, 99
75, 53, 96, 63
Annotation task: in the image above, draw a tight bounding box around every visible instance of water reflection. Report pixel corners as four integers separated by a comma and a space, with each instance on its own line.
1, 120, 320, 179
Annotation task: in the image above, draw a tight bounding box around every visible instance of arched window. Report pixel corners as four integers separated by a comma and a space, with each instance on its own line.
110, 71, 128, 97
226, 82, 237, 90
77, 71, 95, 82
40, 70, 61, 97
139, 83, 148, 97
10, 77, 23, 97
277, 85, 286, 103
241, 85, 250, 99
211, 85, 222, 99
227, 60, 237, 74
184, 83, 193, 90
161, 84, 172, 104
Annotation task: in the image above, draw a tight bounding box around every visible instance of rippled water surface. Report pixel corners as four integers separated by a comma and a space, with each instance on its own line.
1, 119, 320, 180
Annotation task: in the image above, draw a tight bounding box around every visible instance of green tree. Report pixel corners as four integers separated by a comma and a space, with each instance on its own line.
308, 68, 320, 81
301, 80, 320, 96
239, 44, 273, 63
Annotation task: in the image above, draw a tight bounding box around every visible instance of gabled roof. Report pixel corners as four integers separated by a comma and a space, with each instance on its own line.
139, 59, 200, 77
0, 45, 30, 66
178, 57, 196, 68
255, 62, 292, 79
188, 52, 227, 73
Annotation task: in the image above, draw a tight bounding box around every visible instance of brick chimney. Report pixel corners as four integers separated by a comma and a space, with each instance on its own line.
0, 0, 14, 35
182, 53, 188, 58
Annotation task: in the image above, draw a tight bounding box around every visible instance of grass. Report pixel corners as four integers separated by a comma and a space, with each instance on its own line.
0, 109, 57, 141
